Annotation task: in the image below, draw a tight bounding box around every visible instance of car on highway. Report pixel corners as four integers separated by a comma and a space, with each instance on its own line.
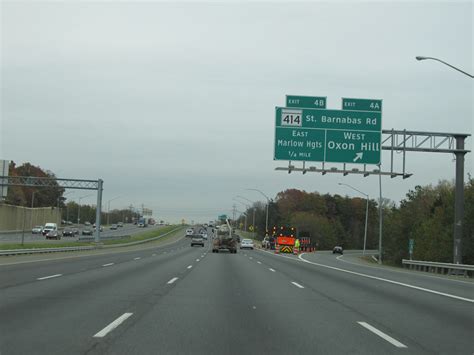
42, 223, 58, 236
191, 235, 204, 247
118, 222, 124, 227
185, 229, 194, 237
240, 239, 254, 250
333, 246, 344, 255
62, 228, 74, 237
82, 228, 93, 236
71, 227, 80, 236
31, 225, 43, 234
46, 229, 61, 240
93, 225, 104, 232
200, 232, 208, 240
110, 224, 118, 230
84, 222, 91, 226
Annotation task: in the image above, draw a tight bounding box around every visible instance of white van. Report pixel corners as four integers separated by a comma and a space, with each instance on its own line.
185, 229, 194, 237
42, 223, 58, 236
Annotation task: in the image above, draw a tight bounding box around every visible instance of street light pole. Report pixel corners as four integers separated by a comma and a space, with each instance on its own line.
416, 56, 470, 264
246, 189, 270, 235
77, 194, 93, 225
416, 56, 474, 78
107, 196, 121, 225
338, 183, 369, 255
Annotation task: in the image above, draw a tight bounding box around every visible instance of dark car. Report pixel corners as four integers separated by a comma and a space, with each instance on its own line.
191, 235, 204, 247
71, 228, 80, 236
333, 246, 343, 255
62, 228, 74, 237
46, 230, 61, 240
82, 228, 93, 236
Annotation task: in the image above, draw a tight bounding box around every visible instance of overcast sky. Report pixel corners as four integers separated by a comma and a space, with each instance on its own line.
1, 1, 472, 223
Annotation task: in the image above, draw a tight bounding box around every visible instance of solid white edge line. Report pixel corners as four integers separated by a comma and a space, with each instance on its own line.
296, 253, 474, 303
37, 274, 62, 280
269, 268, 276, 272
133, 257, 141, 260
102, 263, 114, 267
167, 277, 179, 284
357, 322, 407, 348
291, 281, 304, 289
93, 313, 133, 338
187, 265, 193, 269
336, 252, 474, 286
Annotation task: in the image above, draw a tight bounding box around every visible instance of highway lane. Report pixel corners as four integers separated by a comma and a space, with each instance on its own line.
253, 248, 474, 354
0, 223, 165, 244
0, 233, 207, 355
302, 250, 474, 299
1, 236, 472, 354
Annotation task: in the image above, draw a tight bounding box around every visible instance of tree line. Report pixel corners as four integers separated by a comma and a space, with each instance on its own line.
237, 178, 474, 265
3, 162, 140, 225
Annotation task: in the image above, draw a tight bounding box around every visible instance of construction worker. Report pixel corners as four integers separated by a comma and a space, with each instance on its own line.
294, 238, 300, 254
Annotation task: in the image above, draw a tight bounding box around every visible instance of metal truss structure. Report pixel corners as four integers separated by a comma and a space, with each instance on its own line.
274, 129, 471, 264
0, 176, 104, 243
0, 176, 100, 190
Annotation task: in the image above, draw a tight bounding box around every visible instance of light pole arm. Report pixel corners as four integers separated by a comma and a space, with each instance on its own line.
416, 56, 473, 78
246, 189, 270, 202
338, 183, 368, 198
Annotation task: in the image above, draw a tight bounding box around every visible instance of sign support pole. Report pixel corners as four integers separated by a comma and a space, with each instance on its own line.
94, 179, 103, 244
378, 164, 383, 264
453, 136, 466, 264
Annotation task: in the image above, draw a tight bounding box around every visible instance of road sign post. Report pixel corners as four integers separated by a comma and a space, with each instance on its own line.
409, 239, 414, 260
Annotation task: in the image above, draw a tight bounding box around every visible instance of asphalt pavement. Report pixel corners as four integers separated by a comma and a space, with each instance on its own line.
0, 230, 472, 355
0, 223, 164, 244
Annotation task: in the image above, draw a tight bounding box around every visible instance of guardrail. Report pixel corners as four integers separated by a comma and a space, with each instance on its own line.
0, 246, 96, 256
0, 227, 183, 256
402, 259, 474, 277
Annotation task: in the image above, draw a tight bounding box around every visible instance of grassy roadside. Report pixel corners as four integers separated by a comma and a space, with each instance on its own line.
102, 225, 181, 245
0, 225, 183, 250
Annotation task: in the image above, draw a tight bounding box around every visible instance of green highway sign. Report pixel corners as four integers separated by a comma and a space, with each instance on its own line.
325, 130, 381, 164
342, 98, 382, 112
274, 99, 382, 165
286, 95, 327, 109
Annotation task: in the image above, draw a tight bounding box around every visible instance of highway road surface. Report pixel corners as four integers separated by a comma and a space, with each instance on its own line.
0, 229, 472, 355
0, 223, 164, 244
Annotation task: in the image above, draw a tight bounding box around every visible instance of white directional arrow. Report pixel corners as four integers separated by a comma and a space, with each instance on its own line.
353, 152, 363, 162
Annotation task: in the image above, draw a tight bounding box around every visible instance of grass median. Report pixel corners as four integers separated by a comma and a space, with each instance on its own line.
0, 225, 184, 250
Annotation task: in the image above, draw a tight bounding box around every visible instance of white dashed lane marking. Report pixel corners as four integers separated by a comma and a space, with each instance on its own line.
357, 322, 407, 348
93, 313, 133, 338
167, 277, 179, 284
37, 274, 62, 281
291, 281, 304, 289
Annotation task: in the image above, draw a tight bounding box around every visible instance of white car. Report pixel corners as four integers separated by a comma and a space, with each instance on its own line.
185, 229, 194, 237
240, 239, 254, 250
42, 223, 58, 236
200, 233, 208, 240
